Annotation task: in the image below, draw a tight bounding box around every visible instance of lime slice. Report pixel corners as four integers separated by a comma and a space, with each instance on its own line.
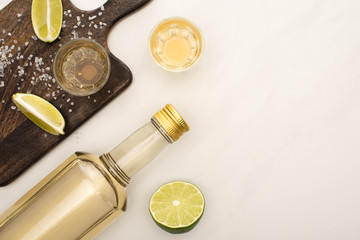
31, 0, 63, 42
12, 93, 65, 135
149, 181, 205, 234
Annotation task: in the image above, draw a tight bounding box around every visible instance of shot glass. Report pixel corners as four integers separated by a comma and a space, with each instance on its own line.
149, 17, 204, 72
53, 38, 111, 96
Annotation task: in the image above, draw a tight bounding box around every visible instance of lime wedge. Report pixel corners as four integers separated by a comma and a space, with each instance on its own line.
31, 0, 63, 42
12, 93, 65, 135
149, 181, 205, 234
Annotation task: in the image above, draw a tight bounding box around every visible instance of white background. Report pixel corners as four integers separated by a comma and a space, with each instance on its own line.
1, 0, 360, 239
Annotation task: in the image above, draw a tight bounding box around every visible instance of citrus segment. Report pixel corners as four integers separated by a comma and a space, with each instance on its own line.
31, 0, 63, 42
149, 181, 205, 234
12, 93, 65, 135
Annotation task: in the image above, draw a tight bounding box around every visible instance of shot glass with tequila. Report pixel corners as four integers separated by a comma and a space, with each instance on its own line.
53, 39, 111, 96
149, 17, 204, 72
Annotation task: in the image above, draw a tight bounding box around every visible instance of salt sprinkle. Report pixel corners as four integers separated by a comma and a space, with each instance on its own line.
0, 81, 4, 87
69, 109, 72, 113
25, 41, 29, 46
0, 66, 4, 78
100, 5, 104, 11
17, 13, 22, 17
71, 30, 78, 39
89, 15, 97, 21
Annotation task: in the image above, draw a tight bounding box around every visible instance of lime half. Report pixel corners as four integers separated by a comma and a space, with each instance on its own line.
31, 0, 63, 42
12, 93, 65, 135
149, 181, 205, 234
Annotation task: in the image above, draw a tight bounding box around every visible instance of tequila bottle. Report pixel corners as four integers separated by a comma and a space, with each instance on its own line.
0, 104, 190, 240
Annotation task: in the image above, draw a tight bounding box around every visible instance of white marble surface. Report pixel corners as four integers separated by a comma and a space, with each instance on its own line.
1, 0, 360, 239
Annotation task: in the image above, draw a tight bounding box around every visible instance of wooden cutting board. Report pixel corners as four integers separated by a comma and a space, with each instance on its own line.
0, 0, 151, 186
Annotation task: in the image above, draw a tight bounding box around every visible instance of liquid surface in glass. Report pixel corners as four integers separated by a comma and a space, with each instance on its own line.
149, 17, 203, 71
54, 39, 110, 96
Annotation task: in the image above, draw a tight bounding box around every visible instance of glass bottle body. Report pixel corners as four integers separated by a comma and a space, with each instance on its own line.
0, 122, 169, 240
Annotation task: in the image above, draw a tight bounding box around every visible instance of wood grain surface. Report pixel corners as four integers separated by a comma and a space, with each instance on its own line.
0, 0, 151, 186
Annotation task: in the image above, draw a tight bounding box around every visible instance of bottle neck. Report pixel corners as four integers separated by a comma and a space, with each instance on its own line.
100, 120, 171, 186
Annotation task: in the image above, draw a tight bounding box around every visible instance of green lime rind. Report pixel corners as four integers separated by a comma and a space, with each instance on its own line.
149, 181, 205, 234
151, 208, 204, 234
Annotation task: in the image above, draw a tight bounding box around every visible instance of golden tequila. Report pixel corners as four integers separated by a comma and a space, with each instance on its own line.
0, 104, 190, 240
149, 17, 204, 71
54, 39, 110, 96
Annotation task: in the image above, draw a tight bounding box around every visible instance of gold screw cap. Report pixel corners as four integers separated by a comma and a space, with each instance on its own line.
154, 104, 190, 142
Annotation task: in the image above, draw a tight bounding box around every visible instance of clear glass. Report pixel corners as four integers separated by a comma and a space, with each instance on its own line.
0, 121, 170, 240
53, 38, 111, 96
149, 17, 204, 72
111, 122, 169, 178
